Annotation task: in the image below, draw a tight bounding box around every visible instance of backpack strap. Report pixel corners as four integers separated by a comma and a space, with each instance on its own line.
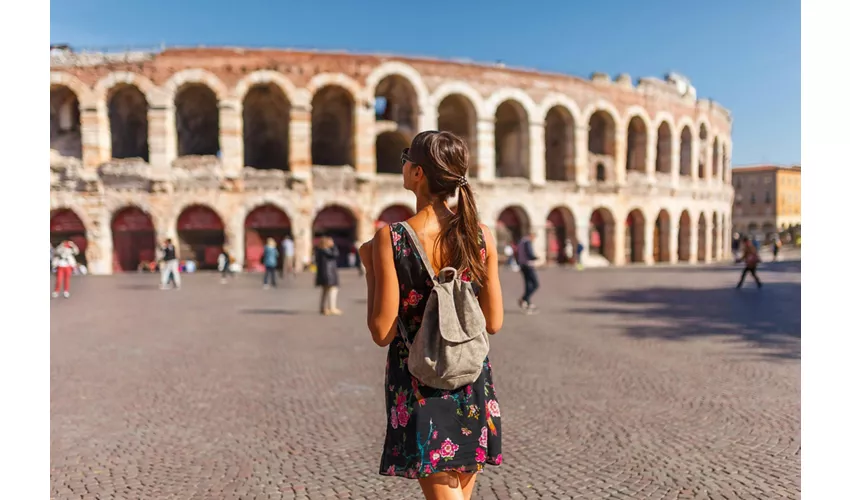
399, 221, 436, 279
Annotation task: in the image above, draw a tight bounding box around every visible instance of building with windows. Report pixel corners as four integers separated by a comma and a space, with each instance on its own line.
50, 46, 735, 274
731, 165, 801, 242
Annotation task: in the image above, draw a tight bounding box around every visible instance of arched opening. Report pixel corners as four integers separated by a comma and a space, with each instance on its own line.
544, 107, 576, 181
588, 111, 615, 156
654, 210, 671, 262
50, 209, 88, 266
678, 211, 692, 262
698, 124, 709, 179
50, 85, 82, 158
625, 209, 646, 263
589, 208, 615, 262
311, 86, 355, 166
721, 144, 729, 182
679, 126, 693, 177
438, 95, 478, 177
545, 207, 576, 264
712, 138, 720, 180
626, 117, 648, 173
243, 84, 291, 170
108, 84, 149, 161
376, 204, 415, 230
313, 205, 358, 267
711, 212, 719, 260
495, 206, 530, 254
656, 122, 672, 174
596, 163, 606, 182
175, 84, 219, 157
375, 131, 409, 174
244, 204, 292, 272
375, 75, 419, 133
176, 205, 225, 270
697, 213, 707, 262
494, 100, 529, 178
111, 206, 156, 272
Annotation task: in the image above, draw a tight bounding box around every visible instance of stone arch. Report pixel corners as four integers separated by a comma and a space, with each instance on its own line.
582, 100, 622, 132
232, 70, 300, 106
656, 121, 673, 174
538, 94, 582, 129
376, 131, 409, 174
50, 208, 89, 266
174, 82, 220, 157
375, 204, 415, 229
721, 141, 730, 182
587, 109, 617, 156
712, 137, 720, 180
654, 209, 672, 262
306, 73, 362, 101
111, 205, 156, 272
163, 69, 228, 102
697, 212, 708, 262
678, 210, 692, 262
430, 82, 485, 120
625, 208, 647, 263
495, 205, 531, 250
366, 62, 428, 131
589, 207, 616, 262
437, 93, 479, 176
311, 84, 355, 167
107, 83, 149, 161
544, 105, 576, 181
698, 123, 710, 179
244, 203, 293, 271
243, 82, 291, 170
50, 84, 82, 159
483, 88, 538, 122
313, 204, 359, 267
545, 206, 577, 263
176, 204, 227, 270
626, 114, 649, 173
711, 212, 719, 260
679, 125, 693, 177
93, 71, 160, 107
493, 99, 530, 178
374, 77, 418, 131
50, 72, 94, 107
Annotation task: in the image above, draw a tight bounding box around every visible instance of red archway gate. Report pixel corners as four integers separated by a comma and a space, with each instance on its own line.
50, 209, 88, 265
244, 204, 292, 272
177, 205, 225, 270
112, 207, 156, 272
545, 207, 577, 264
313, 205, 358, 268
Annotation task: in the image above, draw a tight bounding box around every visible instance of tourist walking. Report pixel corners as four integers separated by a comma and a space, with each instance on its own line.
52, 240, 79, 298
159, 238, 181, 290
516, 231, 540, 313
262, 238, 279, 289
576, 241, 585, 270
359, 131, 504, 499
564, 237, 574, 265
772, 237, 782, 262
281, 235, 296, 280
315, 236, 341, 315
218, 247, 233, 283
736, 236, 763, 289
731, 232, 741, 261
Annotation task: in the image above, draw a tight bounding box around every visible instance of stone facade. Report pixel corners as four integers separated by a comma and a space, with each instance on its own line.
50, 47, 735, 275
732, 165, 801, 240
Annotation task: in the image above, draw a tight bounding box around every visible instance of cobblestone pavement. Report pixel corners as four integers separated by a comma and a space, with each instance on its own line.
51, 261, 800, 500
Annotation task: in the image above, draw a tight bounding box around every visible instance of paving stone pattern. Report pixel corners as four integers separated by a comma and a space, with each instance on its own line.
51, 261, 801, 499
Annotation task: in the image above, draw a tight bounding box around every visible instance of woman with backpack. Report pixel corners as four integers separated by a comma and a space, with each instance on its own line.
737, 236, 763, 289
359, 131, 504, 499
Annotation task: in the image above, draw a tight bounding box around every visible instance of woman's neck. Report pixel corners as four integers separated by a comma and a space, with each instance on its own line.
415, 196, 451, 217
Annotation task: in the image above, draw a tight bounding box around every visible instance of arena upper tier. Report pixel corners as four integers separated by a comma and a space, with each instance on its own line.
50, 47, 734, 274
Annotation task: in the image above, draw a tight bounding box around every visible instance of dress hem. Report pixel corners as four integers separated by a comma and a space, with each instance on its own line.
379, 460, 501, 480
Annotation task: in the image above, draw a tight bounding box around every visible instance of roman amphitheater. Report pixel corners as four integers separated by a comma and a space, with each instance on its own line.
50, 46, 734, 274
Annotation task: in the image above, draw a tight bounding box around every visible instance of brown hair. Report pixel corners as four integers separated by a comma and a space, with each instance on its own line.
408, 131, 487, 285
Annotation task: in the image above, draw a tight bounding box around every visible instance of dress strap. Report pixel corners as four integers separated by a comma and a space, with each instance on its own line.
398, 221, 436, 279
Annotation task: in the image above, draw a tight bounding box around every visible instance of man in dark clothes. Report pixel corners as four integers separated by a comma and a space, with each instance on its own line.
515, 232, 541, 313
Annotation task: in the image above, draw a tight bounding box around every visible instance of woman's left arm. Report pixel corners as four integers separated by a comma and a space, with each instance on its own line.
367, 226, 399, 347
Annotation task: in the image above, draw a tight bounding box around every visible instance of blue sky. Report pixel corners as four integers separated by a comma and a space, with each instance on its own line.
50, 0, 800, 166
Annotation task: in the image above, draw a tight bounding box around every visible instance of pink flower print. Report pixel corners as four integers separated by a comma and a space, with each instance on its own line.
392, 230, 401, 246
406, 289, 423, 307
479, 427, 488, 448
480, 246, 487, 262
440, 438, 459, 460
390, 407, 398, 429
461, 427, 472, 437
397, 405, 410, 427
465, 385, 473, 396
395, 392, 406, 406
429, 450, 441, 467
475, 448, 487, 463
403, 247, 411, 256
424, 464, 432, 474
493, 454, 503, 465
387, 465, 396, 476
432, 430, 439, 439
486, 399, 501, 418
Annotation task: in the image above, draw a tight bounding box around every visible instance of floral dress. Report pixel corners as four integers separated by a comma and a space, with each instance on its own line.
379, 222, 503, 479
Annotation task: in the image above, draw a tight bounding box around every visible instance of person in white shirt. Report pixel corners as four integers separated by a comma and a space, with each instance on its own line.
52, 240, 79, 298
281, 235, 296, 280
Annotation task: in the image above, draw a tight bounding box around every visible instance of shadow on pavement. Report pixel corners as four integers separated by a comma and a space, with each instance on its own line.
239, 308, 299, 316
572, 281, 801, 360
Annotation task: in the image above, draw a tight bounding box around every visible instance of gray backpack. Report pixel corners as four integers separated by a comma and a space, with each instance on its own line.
397, 222, 490, 390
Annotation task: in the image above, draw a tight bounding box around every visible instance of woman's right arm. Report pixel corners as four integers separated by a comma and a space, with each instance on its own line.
478, 224, 504, 335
